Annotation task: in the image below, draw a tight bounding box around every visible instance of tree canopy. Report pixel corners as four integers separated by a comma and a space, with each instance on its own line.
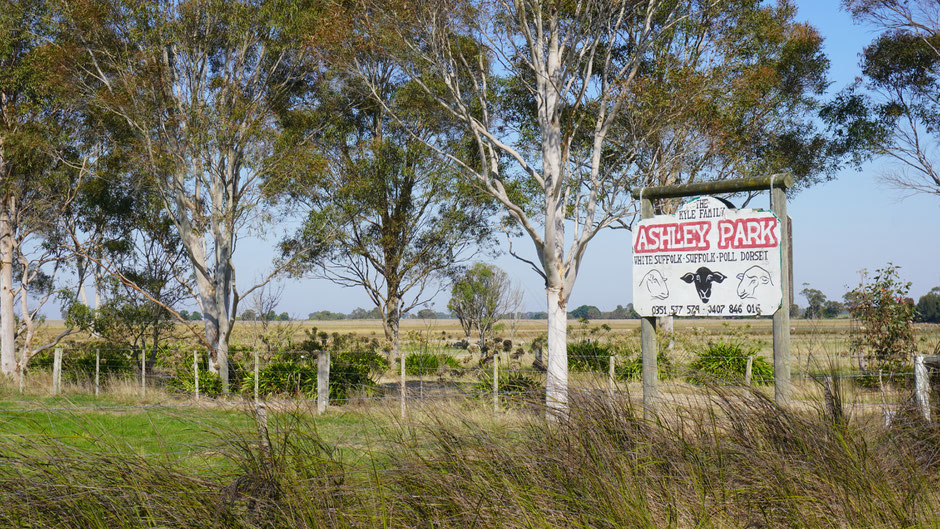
823, 0, 940, 198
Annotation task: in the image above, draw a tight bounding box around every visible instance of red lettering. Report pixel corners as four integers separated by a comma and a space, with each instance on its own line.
717, 217, 778, 249
634, 221, 711, 253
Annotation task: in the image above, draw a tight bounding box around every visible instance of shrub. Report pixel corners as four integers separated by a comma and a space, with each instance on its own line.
473, 371, 541, 403
241, 359, 318, 397
30, 346, 137, 382
404, 352, 461, 376
567, 340, 611, 372
846, 265, 916, 385
167, 368, 223, 398
240, 351, 388, 401
616, 351, 674, 381
687, 341, 773, 385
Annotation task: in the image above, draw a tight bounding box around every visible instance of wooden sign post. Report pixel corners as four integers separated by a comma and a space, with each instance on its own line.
631, 174, 793, 414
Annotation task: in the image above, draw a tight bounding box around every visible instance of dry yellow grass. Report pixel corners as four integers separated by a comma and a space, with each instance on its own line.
35, 317, 940, 379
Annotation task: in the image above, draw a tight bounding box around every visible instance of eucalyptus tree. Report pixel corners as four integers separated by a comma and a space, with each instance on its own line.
822, 0, 940, 198
81, 184, 192, 367
0, 0, 93, 379
65, 0, 337, 388
275, 62, 496, 363
448, 263, 512, 352
361, 0, 841, 414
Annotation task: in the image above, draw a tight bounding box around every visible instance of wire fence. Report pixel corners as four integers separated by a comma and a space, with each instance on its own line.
11, 345, 936, 418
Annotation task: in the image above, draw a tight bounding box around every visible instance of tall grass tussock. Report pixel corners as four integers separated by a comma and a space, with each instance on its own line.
0, 383, 937, 528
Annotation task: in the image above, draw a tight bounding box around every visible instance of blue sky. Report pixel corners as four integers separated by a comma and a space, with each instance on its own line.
235, 0, 940, 317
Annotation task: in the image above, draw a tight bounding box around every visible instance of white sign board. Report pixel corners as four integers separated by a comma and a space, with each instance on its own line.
632, 196, 782, 317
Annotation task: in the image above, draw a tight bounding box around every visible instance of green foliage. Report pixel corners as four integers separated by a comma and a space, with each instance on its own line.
448, 263, 511, 345
240, 351, 388, 402
846, 265, 916, 384
167, 354, 240, 397
241, 358, 318, 398
167, 369, 223, 398
29, 346, 137, 382
473, 371, 541, 403
687, 342, 773, 385
307, 310, 346, 321
416, 308, 437, 319
916, 287, 940, 323
823, 5, 940, 196
347, 307, 383, 319
569, 305, 601, 320
616, 351, 674, 381
567, 340, 611, 372
801, 286, 844, 319
329, 352, 389, 398
63, 302, 96, 332
823, 300, 844, 319
801, 285, 828, 319
605, 304, 640, 319
404, 352, 460, 376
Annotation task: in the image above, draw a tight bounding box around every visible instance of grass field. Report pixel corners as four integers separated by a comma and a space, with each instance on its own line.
2, 318, 939, 527
0, 384, 938, 528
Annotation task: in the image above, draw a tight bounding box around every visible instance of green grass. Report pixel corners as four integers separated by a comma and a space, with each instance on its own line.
0, 386, 937, 528
0, 392, 388, 469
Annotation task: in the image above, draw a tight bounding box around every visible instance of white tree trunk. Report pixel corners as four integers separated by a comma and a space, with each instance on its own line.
183, 219, 230, 388
539, 17, 571, 418
0, 195, 14, 377
545, 286, 568, 417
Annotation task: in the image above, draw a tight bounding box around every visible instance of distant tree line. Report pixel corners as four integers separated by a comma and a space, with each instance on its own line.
568, 305, 642, 320
796, 280, 940, 323
239, 310, 292, 322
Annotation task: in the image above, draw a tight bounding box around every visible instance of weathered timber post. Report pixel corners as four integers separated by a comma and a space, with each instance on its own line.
254, 350, 260, 403
255, 400, 270, 457
640, 195, 658, 418
493, 353, 499, 415
193, 350, 199, 401
317, 350, 330, 414
744, 356, 754, 387
94, 349, 100, 397
400, 351, 406, 419
771, 178, 792, 406
141, 348, 146, 398
608, 355, 616, 394
52, 347, 62, 396
915, 355, 930, 421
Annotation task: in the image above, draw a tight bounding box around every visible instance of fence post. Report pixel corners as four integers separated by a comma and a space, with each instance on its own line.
254, 350, 260, 402
493, 353, 499, 415
640, 195, 659, 419
94, 349, 100, 397
400, 350, 406, 419
744, 356, 754, 387
140, 349, 146, 398
194, 350, 199, 401
255, 400, 270, 457
52, 347, 62, 396
608, 355, 616, 394
771, 183, 791, 406
317, 350, 330, 414
915, 355, 930, 422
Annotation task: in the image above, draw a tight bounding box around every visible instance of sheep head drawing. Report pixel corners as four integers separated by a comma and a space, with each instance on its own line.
639, 270, 669, 300
736, 266, 772, 300
681, 267, 726, 303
